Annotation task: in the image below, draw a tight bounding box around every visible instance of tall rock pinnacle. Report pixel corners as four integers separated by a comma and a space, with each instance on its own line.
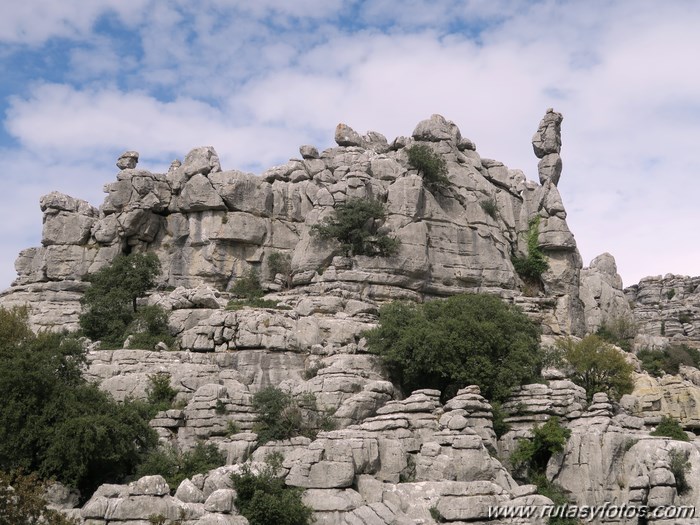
532, 108, 563, 186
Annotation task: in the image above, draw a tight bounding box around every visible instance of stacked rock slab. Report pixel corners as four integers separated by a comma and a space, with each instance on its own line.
580, 252, 634, 334
625, 274, 700, 350
1, 111, 587, 336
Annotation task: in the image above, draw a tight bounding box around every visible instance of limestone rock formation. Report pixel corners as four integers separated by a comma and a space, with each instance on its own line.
580, 252, 633, 334
626, 274, 700, 349
1, 110, 587, 336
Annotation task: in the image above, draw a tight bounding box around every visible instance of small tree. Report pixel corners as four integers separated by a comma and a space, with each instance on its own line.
252, 388, 315, 444
365, 293, 542, 402
79, 253, 163, 347
311, 198, 400, 257
556, 335, 634, 403
407, 144, 450, 187
136, 442, 225, 491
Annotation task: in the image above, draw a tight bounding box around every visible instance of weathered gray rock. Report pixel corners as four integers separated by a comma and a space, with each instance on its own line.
532, 108, 563, 158
334, 123, 364, 147
116, 150, 139, 170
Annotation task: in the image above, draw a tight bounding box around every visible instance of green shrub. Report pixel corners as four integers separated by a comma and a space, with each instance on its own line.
127, 305, 174, 350
232, 269, 265, 299
0, 471, 79, 525
146, 373, 177, 413
429, 505, 445, 523
491, 402, 511, 439
407, 144, 450, 187
311, 198, 400, 257
555, 335, 635, 403
596, 316, 637, 352
252, 388, 324, 444
231, 462, 313, 525
650, 416, 689, 441
0, 309, 158, 497
80, 253, 162, 347
215, 399, 227, 415
365, 293, 541, 402
479, 198, 498, 219
302, 362, 325, 380
511, 216, 548, 282
510, 417, 570, 477
679, 312, 693, 325
638, 345, 700, 376
136, 442, 225, 491
669, 449, 691, 494
667, 289, 676, 300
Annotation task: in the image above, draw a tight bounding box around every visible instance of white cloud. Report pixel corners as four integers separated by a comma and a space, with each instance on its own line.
0, 0, 149, 45
2, 0, 700, 290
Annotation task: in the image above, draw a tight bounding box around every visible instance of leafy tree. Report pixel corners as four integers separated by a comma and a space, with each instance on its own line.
365, 293, 542, 402
231, 461, 313, 525
555, 335, 635, 403
136, 442, 225, 491
650, 416, 689, 441
311, 198, 400, 257
0, 308, 158, 497
127, 305, 174, 350
79, 253, 164, 347
511, 216, 549, 282
407, 144, 450, 187
0, 471, 79, 525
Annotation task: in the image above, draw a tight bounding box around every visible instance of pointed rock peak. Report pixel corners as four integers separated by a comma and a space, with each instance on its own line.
116, 150, 139, 170
335, 123, 364, 147
532, 108, 563, 158
412, 114, 461, 143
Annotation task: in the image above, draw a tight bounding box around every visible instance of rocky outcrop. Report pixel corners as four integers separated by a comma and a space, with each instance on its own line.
1, 111, 587, 336
625, 274, 700, 350
580, 252, 633, 334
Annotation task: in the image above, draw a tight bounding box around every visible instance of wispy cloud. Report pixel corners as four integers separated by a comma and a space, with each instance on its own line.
1, 0, 699, 289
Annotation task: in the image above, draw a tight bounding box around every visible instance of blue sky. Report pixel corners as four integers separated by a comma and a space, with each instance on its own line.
1, 0, 699, 289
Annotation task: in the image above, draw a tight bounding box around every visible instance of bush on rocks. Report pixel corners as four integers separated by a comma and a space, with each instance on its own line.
311, 198, 400, 257
365, 293, 542, 402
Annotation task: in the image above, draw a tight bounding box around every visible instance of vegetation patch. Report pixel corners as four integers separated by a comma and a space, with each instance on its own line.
267, 251, 292, 287
365, 293, 542, 403
596, 316, 637, 352
0, 471, 79, 525
650, 416, 689, 441
638, 344, 700, 376
511, 216, 548, 282
669, 449, 691, 494
479, 198, 498, 219
146, 373, 178, 414
231, 459, 313, 525
135, 442, 225, 492
407, 144, 450, 188
0, 307, 158, 497
311, 198, 400, 257
554, 335, 634, 403
232, 269, 265, 299
252, 387, 332, 444
79, 253, 171, 349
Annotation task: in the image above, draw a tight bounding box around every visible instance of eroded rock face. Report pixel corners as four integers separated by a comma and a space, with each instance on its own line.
1, 111, 586, 337
626, 274, 700, 350
580, 253, 633, 334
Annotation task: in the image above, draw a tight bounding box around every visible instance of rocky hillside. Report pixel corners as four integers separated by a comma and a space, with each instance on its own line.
2, 111, 700, 524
